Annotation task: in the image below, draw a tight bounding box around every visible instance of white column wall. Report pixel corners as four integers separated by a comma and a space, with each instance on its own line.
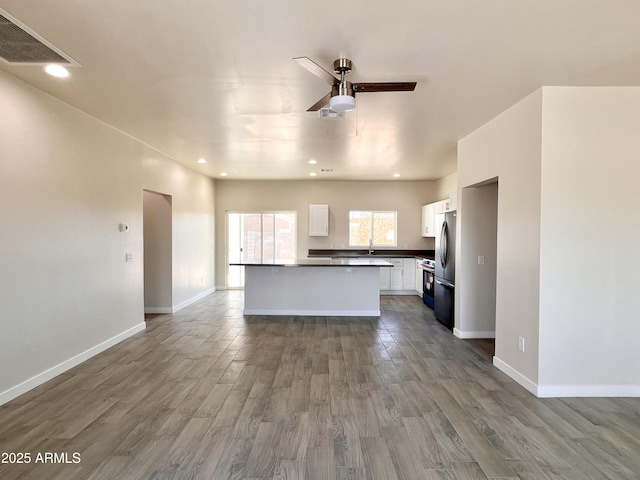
459, 86, 640, 396
457, 89, 543, 389
538, 87, 640, 394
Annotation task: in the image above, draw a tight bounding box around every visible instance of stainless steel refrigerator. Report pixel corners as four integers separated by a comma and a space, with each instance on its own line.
434, 211, 456, 329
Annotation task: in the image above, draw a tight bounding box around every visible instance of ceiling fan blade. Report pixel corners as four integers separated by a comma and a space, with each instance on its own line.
353, 82, 417, 92
306, 92, 331, 112
293, 57, 339, 85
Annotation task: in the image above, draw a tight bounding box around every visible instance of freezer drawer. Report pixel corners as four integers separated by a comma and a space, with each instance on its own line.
434, 278, 454, 330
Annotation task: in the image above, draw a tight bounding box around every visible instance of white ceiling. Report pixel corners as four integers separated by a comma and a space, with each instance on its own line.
2, 1, 640, 181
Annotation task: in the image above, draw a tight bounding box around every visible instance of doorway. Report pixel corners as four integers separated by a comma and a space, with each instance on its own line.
226, 212, 296, 288
459, 179, 498, 351
143, 190, 172, 314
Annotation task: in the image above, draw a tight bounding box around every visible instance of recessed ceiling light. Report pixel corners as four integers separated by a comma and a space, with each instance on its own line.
44, 64, 70, 78
393, 173, 401, 178
309, 172, 317, 177
197, 158, 207, 164
308, 159, 317, 165
220, 172, 228, 177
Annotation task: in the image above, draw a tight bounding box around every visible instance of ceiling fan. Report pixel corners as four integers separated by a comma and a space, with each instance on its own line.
294, 56, 417, 113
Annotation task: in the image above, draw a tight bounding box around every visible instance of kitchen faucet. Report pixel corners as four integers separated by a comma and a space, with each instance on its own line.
368, 238, 374, 255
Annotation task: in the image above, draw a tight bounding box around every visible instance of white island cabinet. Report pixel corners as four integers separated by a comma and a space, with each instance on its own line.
233, 258, 392, 316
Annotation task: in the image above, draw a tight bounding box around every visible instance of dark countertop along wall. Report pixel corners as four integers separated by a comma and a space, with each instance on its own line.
309, 249, 435, 259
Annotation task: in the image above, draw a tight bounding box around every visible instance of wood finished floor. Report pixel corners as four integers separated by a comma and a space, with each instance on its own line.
1, 292, 639, 480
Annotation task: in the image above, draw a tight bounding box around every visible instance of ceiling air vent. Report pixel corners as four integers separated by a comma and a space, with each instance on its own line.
318, 108, 347, 119
0, 9, 79, 65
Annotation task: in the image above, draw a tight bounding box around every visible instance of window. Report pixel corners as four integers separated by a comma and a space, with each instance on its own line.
349, 211, 397, 247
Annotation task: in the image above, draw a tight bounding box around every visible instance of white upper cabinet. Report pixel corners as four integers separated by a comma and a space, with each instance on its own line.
448, 193, 457, 211
421, 203, 435, 237
309, 204, 329, 236
422, 197, 455, 237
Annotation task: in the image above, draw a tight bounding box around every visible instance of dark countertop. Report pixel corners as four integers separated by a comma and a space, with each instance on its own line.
308, 249, 435, 259
230, 258, 393, 267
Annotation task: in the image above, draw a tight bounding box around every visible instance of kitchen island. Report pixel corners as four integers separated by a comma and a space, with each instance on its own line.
231, 258, 392, 316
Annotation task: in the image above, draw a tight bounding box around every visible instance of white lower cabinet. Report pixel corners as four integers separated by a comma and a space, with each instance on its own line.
415, 259, 423, 296
378, 258, 391, 290
389, 259, 404, 290
377, 257, 417, 293
402, 258, 416, 291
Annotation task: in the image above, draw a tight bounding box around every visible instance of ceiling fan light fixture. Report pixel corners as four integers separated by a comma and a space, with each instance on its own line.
294, 56, 416, 112
329, 94, 355, 112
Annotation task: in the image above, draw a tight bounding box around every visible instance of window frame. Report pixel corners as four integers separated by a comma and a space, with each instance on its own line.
348, 210, 398, 247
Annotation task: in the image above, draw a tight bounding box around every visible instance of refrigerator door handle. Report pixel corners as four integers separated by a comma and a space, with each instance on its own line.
435, 279, 455, 288
440, 221, 448, 267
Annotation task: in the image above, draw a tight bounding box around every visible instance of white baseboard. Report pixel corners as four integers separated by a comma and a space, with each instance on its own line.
454, 328, 496, 339
380, 290, 419, 296
144, 307, 173, 314
145, 288, 216, 315
0, 322, 146, 406
536, 384, 640, 397
493, 356, 640, 398
243, 309, 380, 317
493, 356, 538, 396
172, 287, 215, 312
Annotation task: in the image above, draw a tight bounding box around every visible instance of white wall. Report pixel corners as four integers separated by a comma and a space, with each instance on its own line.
143, 148, 216, 309
214, 180, 439, 288
0, 69, 215, 404
538, 87, 640, 394
434, 172, 458, 200
458, 89, 543, 389
459, 86, 640, 397
0, 69, 144, 402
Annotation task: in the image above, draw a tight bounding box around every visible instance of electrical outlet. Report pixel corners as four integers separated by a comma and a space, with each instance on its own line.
125, 253, 134, 262
345, 267, 353, 273
518, 336, 525, 352
478, 255, 485, 265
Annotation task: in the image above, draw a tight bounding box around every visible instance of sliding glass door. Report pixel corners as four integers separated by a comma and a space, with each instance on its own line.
227, 211, 296, 288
